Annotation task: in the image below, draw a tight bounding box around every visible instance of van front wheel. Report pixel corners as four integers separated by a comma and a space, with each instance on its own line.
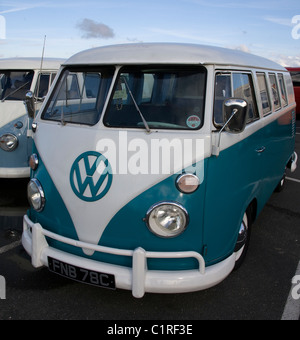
234, 211, 251, 270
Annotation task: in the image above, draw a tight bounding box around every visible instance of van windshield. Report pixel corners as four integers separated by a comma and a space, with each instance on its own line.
0, 70, 34, 101
104, 66, 207, 130
42, 67, 115, 126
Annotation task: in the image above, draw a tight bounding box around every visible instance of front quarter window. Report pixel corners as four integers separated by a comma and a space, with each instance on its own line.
42, 67, 114, 126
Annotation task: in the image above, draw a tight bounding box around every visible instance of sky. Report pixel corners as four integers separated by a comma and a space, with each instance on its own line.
0, 0, 300, 66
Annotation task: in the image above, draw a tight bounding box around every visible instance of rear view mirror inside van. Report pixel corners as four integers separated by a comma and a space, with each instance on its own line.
223, 98, 248, 133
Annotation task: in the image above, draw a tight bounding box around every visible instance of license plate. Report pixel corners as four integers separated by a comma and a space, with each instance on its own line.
48, 257, 116, 290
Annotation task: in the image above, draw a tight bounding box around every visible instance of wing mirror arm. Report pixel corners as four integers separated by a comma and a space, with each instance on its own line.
212, 99, 248, 157
24, 91, 35, 119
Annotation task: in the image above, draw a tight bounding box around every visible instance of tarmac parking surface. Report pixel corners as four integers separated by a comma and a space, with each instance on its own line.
0, 121, 299, 321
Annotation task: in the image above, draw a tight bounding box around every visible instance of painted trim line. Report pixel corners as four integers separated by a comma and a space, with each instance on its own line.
22, 214, 237, 298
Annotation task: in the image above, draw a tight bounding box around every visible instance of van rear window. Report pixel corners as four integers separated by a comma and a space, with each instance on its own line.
103, 66, 207, 130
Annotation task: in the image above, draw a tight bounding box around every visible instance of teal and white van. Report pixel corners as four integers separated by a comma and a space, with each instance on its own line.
22, 44, 298, 298
0, 58, 63, 178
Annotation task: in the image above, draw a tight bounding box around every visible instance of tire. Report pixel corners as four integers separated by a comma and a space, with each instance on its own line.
234, 210, 252, 270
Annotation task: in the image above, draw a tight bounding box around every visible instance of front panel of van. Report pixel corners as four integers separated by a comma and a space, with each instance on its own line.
27, 65, 212, 271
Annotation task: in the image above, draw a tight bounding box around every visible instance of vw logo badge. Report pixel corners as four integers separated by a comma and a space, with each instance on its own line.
70, 151, 113, 202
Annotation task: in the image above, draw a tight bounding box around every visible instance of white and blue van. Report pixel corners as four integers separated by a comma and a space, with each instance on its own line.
22, 44, 297, 298
0, 58, 63, 178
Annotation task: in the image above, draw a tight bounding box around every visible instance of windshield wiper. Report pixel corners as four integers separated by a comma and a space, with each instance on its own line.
121, 76, 151, 133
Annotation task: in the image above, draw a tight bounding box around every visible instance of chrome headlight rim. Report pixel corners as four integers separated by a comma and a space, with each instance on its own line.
27, 178, 45, 212
0, 133, 19, 152
145, 201, 189, 238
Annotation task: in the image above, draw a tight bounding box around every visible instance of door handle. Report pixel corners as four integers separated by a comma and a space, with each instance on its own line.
255, 146, 266, 153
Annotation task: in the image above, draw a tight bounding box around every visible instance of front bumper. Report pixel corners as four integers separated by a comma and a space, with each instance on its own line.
290, 152, 298, 173
0, 166, 30, 178
22, 214, 237, 298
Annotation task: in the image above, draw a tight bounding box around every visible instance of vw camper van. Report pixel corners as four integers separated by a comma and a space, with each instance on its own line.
0, 58, 63, 178
22, 44, 297, 298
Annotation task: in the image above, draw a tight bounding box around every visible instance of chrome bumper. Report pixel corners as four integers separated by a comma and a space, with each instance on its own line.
22, 214, 237, 298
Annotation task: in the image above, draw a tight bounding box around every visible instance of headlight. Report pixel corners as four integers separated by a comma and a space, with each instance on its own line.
145, 202, 189, 238
27, 179, 45, 212
0, 133, 18, 152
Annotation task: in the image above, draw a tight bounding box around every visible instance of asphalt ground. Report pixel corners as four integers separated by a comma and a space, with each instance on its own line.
0, 120, 299, 322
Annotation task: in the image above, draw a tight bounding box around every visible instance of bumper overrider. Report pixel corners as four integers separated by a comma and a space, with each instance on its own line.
22, 214, 237, 298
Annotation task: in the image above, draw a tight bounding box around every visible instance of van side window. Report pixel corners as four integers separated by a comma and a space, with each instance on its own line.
232, 73, 259, 122
214, 72, 259, 126
269, 73, 281, 111
35, 73, 50, 98
278, 73, 288, 107
256, 73, 271, 115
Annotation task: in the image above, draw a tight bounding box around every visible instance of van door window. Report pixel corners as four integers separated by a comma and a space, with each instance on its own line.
214, 72, 259, 126
35, 72, 57, 99
104, 66, 207, 130
42, 67, 114, 126
278, 73, 288, 107
256, 73, 271, 115
232, 73, 259, 122
35, 73, 50, 98
269, 73, 281, 111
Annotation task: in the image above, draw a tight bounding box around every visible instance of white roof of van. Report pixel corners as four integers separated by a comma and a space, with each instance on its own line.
0, 58, 64, 70
65, 43, 286, 71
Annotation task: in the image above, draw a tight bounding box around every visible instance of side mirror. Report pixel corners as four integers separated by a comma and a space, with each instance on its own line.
223, 98, 248, 133
212, 98, 248, 157
24, 91, 35, 118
